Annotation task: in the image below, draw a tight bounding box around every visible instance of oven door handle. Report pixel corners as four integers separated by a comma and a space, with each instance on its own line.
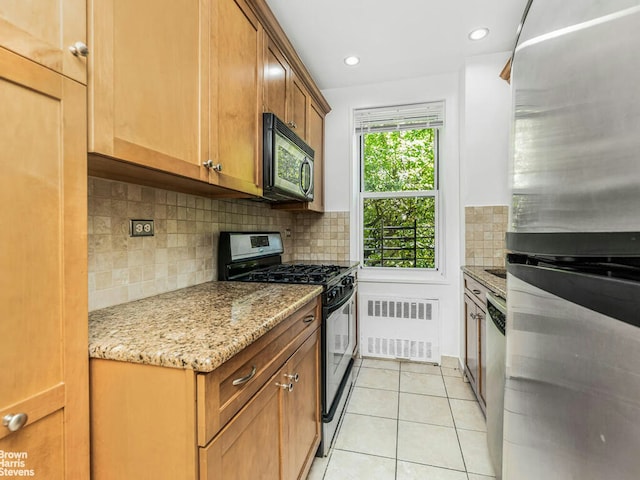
325, 288, 355, 315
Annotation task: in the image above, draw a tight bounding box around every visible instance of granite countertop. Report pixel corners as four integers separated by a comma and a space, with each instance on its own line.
462, 266, 507, 299
89, 282, 323, 373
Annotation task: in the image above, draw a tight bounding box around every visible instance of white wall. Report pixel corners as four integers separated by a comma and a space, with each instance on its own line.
458, 52, 513, 359
460, 52, 512, 207
321, 73, 462, 359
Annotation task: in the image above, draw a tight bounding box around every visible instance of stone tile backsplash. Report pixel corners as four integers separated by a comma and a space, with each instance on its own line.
88, 177, 349, 311
464, 205, 508, 268
292, 212, 350, 263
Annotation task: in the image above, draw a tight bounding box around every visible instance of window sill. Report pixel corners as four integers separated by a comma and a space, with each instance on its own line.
357, 266, 454, 285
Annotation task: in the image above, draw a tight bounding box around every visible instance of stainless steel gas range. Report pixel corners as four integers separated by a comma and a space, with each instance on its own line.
218, 231, 357, 456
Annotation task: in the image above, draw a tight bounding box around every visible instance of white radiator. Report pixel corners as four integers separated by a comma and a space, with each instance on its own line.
359, 295, 439, 363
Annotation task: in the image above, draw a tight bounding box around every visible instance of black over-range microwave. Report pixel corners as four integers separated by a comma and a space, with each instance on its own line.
263, 112, 314, 202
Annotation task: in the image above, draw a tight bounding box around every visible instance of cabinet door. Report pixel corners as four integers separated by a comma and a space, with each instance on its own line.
263, 35, 289, 121
200, 373, 281, 480
464, 294, 479, 385
281, 331, 321, 480
0, 48, 88, 479
306, 100, 325, 212
289, 72, 309, 140
90, 361, 197, 480
479, 311, 487, 403
208, 0, 262, 196
89, 0, 207, 182
0, 0, 86, 83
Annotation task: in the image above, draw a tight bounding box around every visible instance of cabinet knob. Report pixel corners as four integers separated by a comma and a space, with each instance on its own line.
69, 41, 89, 57
203, 160, 222, 172
275, 382, 294, 392
3, 413, 28, 432
472, 289, 482, 295
284, 373, 299, 383
287, 121, 297, 129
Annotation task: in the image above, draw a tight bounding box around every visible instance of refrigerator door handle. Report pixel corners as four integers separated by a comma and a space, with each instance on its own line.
507, 262, 640, 328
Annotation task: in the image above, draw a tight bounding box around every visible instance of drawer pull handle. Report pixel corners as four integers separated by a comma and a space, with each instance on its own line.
302, 315, 314, 324
472, 289, 481, 295
232, 365, 257, 386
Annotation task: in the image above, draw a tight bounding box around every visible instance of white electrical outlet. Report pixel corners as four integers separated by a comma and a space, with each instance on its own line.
130, 219, 154, 237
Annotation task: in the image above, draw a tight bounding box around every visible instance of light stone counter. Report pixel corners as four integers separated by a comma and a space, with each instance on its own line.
89, 282, 322, 372
462, 266, 507, 299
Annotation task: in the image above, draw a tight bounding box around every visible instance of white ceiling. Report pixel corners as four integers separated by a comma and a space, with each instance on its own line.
265, 0, 529, 90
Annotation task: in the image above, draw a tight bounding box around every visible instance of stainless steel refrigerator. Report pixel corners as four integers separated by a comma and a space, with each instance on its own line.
504, 1, 640, 479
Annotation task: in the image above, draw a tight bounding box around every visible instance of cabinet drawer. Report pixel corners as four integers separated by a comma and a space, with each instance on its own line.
196, 297, 320, 446
464, 275, 489, 306
199, 370, 281, 480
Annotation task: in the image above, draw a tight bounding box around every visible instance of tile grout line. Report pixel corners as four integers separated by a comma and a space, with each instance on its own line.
323, 359, 489, 480
443, 366, 470, 478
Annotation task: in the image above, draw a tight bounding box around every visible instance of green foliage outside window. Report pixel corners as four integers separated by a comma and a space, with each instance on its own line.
362, 129, 437, 269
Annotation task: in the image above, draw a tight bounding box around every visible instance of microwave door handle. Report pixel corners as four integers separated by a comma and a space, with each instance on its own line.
300, 157, 313, 196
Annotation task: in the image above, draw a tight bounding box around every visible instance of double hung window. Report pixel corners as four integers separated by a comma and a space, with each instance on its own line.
356, 101, 444, 269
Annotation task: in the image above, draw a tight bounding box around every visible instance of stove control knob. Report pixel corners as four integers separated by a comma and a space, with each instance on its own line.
341, 276, 354, 287
327, 287, 338, 301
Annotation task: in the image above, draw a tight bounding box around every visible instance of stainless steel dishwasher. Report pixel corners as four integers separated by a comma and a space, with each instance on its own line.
486, 292, 507, 480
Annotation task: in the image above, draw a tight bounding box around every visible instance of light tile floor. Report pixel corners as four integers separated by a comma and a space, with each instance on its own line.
308, 358, 495, 480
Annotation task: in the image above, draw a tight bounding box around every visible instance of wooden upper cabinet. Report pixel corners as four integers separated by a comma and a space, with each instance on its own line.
263, 35, 289, 122
289, 72, 309, 141
273, 98, 325, 213
307, 100, 325, 212
0, 0, 87, 84
88, 0, 207, 182
85, 0, 328, 199
207, 0, 262, 196
262, 36, 309, 141
0, 47, 88, 479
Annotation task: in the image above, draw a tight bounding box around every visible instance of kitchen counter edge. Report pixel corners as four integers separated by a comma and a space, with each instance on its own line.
462, 266, 507, 299
89, 281, 323, 373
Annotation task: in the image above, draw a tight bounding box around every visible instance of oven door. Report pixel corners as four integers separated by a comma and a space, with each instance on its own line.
323, 287, 356, 413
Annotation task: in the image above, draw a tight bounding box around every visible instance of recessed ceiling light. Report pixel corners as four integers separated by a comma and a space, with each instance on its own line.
344, 56, 360, 66
468, 28, 490, 41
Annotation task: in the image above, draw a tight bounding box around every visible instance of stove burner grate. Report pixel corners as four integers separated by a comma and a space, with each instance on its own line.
244, 264, 343, 284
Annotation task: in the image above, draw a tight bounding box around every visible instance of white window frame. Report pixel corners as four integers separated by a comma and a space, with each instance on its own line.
358, 127, 441, 272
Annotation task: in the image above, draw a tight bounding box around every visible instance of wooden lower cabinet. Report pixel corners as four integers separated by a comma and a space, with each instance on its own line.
464, 293, 480, 387
463, 274, 488, 412
200, 331, 319, 480
91, 298, 321, 480
280, 331, 321, 480
200, 375, 281, 480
